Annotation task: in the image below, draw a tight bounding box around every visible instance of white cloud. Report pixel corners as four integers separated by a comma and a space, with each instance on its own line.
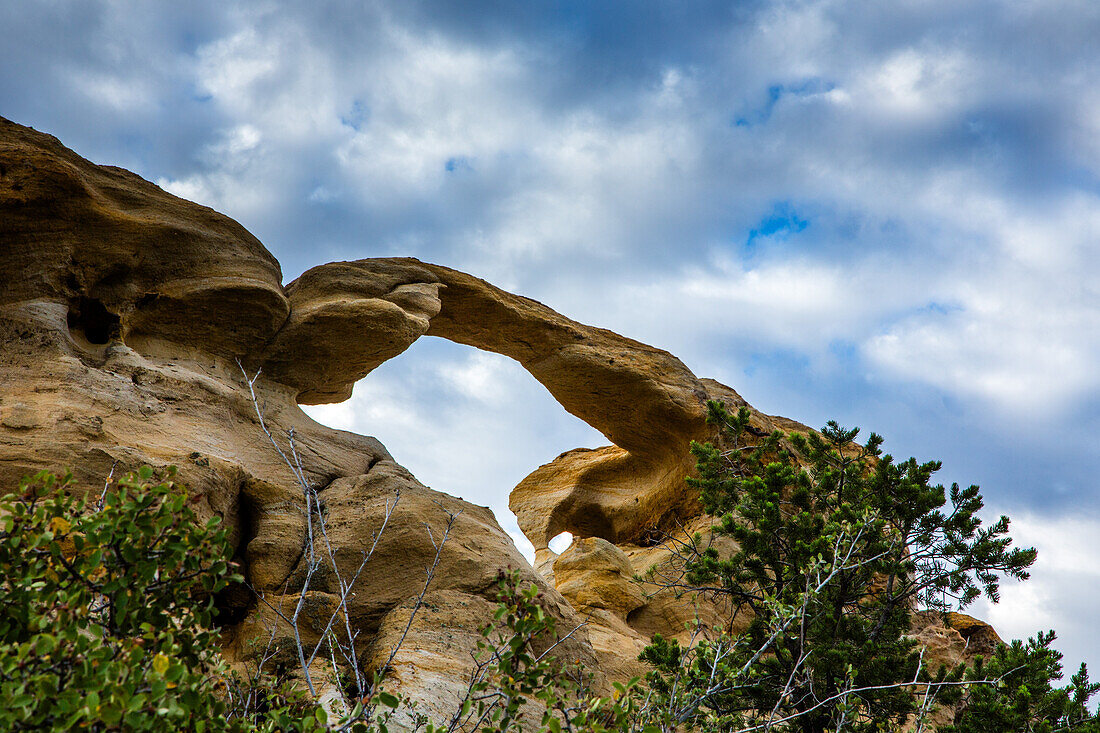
969, 512, 1100, 678
71, 70, 154, 112
157, 125, 265, 207
206, 124, 262, 163
195, 29, 281, 114
862, 189, 1100, 413
437, 352, 514, 406
333, 30, 534, 199
856, 47, 971, 121
156, 175, 217, 208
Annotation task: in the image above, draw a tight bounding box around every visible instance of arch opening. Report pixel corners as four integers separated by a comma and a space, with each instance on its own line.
301, 336, 605, 561
547, 531, 574, 554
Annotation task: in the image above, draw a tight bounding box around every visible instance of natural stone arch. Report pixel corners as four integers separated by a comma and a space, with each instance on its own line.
260, 258, 722, 555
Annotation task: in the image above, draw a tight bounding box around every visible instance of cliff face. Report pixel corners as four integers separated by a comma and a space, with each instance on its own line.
0, 116, 994, 719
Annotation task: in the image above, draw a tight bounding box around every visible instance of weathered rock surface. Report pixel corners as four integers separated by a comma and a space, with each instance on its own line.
262, 260, 443, 404
0, 115, 997, 726
904, 611, 1003, 729
0, 116, 595, 719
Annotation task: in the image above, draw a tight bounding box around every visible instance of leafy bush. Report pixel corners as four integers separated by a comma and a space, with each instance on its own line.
0, 467, 323, 732
0, 468, 641, 733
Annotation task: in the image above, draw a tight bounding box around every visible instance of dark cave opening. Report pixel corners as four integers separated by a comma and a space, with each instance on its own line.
213, 488, 259, 628
67, 296, 121, 345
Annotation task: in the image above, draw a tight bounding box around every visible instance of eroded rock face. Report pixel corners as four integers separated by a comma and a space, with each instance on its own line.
0, 118, 287, 360
262, 260, 443, 404
0, 116, 993, 722
251, 258, 810, 676
0, 117, 594, 718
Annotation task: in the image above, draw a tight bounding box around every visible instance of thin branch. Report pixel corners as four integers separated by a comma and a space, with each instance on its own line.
377, 508, 460, 682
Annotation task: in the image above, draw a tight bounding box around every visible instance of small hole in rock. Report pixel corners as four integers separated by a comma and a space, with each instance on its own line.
548, 531, 574, 554
67, 296, 121, 345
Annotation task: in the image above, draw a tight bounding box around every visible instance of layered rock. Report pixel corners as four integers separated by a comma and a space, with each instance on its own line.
0, 115, 996, 725
0, 116, 594, 719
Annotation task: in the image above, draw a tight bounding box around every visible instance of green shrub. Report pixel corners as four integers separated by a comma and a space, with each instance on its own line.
0, 467, 323, 732
940, 631, 1100, 733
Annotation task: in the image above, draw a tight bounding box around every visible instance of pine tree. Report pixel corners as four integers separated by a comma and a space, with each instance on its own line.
941, 631, 1100, 733
641, 401, 1038, 732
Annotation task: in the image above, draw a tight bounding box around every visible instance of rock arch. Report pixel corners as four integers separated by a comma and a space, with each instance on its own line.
259, 258, 729, 555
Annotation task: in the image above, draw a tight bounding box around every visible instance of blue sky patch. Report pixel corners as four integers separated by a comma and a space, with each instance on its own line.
445, 156, 473, 173
746, 202, 809, 249
340, 100, 369, 131
734, 78, 836, 127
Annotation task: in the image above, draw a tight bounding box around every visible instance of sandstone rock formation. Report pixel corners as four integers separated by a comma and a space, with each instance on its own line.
0, 116, 998, 726
0, 116, 593, 719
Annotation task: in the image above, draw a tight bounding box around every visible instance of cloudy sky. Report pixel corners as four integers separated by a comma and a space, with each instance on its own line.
5, 0, 1100, 676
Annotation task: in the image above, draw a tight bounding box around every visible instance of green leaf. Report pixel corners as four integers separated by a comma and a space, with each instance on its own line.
36, 634, 57, 654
